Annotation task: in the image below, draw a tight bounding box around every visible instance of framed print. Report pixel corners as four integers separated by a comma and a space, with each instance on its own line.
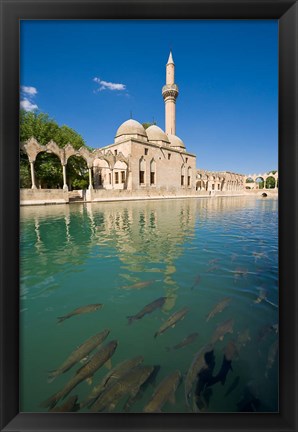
0, 1, 297, 431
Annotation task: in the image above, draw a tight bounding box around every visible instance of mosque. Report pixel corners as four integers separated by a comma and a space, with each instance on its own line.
20, 52, 278, 204
91, 51, 196, 193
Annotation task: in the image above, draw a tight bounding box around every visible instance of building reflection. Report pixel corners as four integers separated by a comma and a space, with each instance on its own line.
20, 196, 277, 300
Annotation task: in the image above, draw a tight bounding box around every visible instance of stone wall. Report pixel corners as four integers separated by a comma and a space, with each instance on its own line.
89, 187, 199, 202
20, 189, 69, 206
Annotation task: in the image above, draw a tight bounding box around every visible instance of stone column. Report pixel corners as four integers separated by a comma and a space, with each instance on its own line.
88, 167, 93, 190
62, 164, 68, 191
30, 161, 37, 189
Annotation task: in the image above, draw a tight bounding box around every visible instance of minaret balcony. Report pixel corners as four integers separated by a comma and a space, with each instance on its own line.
162, 84, 179, 100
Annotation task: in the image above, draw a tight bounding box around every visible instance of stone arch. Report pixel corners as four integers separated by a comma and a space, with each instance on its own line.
34, 148, 63, 189
265, 175, 276, 189
196, 179, 206, 191
93, 158, 110, 189
66, 154, 89, 190
255, 176, 265, 189
113, 160, 128, 188
245, 176, 255, 189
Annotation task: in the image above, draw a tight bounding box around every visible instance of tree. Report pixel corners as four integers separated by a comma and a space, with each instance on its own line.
20, 110, 91, 189
142, 121, 157, 130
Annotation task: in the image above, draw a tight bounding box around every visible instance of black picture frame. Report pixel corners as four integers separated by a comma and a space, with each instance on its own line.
0, 1, 297, 431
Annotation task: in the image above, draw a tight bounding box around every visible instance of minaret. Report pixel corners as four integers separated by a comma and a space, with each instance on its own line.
162, 51, 179, 135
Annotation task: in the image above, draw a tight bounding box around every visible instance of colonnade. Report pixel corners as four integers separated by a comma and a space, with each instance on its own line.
244, 173, 279, 190
196, 170, 245, 192
21, 138, 129, 191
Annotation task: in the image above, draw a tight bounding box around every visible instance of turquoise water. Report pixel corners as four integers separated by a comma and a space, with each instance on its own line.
20, 196, 278, 413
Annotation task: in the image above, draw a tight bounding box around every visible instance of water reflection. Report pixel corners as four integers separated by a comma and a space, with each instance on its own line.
20, 196, 278, 413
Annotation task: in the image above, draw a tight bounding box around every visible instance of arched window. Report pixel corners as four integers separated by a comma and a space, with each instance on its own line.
181, 164, 186, 186
139, 157, 146, 185
187, 167, 192, 187
150, 159, 156, 185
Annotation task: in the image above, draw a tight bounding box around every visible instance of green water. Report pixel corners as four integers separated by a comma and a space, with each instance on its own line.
20, 196, 278, 413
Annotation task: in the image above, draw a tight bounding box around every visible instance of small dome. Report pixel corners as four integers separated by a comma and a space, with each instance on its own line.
167, 134, 186, 150
115, 119, 147, 140
146, 125, 170, 144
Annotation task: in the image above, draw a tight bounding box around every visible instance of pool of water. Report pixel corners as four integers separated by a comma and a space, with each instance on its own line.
20, 196, 278, 413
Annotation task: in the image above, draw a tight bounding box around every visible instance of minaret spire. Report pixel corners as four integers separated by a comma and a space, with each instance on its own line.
167, 51, 174, 65
162, 51, 179, 135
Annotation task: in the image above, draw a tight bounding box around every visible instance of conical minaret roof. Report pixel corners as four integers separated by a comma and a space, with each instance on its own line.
167, 51, 174, 65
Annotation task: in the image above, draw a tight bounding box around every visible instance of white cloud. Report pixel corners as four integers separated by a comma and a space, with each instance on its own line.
21, 86, 37, 96
20, 85, 38, 111
20, 98, 38, 112
93, 77, 126, 91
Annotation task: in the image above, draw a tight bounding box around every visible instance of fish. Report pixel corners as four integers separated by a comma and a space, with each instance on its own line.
252, 251, 267, 262
206, 297, 231, 322
211, 319, 234, 344
194, 350, 217, 411
184, 343, 214, 409
48, 329, 110, 383
166, 332, 199, 351
265, 339, 278, 378
49, 395, 80, 412
254, 288, 267, 304
123, 365, 161, 412
236, 328, 251, 347
57, 303, 103, 323
215, 355, 233, 385
233, 268, 248, 281
81, 355, 144, 408
41, 340, 118, 409
224, 376, 240, 397
143, 370, 181, 413
191, 274, 201, 290
121, 280, 159, 290
208, 258, 220, 265
154, 307, 189, 338
91, 365, 154, 412
127, 297, 167, 325
206, 265, 219, 273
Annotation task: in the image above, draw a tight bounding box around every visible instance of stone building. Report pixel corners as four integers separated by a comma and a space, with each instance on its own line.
21, 51, 197, 196
21, 51, 277, 205
92, 51, 196, 193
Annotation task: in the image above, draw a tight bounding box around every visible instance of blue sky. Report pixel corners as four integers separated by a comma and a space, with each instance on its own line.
20, 20, 278, 174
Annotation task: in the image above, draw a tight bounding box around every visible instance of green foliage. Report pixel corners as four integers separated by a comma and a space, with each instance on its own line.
20, 110, 86, 149
142, 121, 157, 130
20, 158, 31, 188
67, 155, 89, 190
72, 178, 89, 190
20, 110, 91, 189
265, 176, 276, 189
34, 153, 63, 188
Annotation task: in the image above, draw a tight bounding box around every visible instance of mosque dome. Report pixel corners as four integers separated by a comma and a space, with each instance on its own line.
146, 125, 170, 144
167, 134, 186, 151
115, 119, 148, 143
